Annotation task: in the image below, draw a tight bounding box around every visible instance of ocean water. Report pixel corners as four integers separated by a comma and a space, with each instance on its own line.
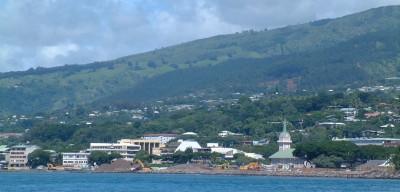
0, 172, 399, 192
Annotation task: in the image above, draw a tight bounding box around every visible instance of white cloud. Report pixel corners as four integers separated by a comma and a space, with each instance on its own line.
0, 0, 399, 72
40, 43, 80, 60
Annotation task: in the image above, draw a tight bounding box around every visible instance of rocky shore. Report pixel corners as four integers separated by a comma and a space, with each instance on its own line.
151, 164, 400, 179
4, 163, 400, 179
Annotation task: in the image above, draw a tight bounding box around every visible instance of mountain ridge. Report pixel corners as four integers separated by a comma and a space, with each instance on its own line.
0, 5, 399, 115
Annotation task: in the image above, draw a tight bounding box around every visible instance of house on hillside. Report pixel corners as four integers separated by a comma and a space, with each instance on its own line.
364, 112, 380, 118
340, 108, 358, 121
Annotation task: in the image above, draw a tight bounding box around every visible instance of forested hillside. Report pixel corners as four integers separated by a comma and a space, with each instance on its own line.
0, 6, 399, 115
104, 29, 400, 103
15, 90, 400, 162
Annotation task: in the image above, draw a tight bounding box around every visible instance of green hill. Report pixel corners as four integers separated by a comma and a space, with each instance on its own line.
0, 5, 399, 115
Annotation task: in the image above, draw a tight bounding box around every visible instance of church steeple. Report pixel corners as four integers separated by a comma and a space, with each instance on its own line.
278, 118, 292, 151
283, 118, 288, 133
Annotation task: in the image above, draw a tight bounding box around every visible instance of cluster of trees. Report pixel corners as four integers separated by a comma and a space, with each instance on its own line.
105, 28, 400, 104
293, 141, 397, 168
88, 151, 122, 166
27, 149, 59, 168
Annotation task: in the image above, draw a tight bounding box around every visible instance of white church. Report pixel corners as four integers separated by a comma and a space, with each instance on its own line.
269, 119, 305, 170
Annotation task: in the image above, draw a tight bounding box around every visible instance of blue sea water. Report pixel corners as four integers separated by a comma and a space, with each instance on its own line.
0, 172, 399, 192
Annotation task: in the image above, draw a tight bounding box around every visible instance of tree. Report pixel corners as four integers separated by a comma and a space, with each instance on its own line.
184, 148, 194, 163
169, 148, 195, 164
135, 150, 150, 163
391, 148, 400, 171
233, 153, 253, 165
358, 145, 395, 162
293, 142, 321, 162
312, 155, 344, 168
147, 60, 157, 68
294, 141, 358, 167
88, 151, 110, 166
109, 153, 123, 161
27, 149, 51, 168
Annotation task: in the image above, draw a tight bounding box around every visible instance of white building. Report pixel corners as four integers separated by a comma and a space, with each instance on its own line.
117, 139, 164, 156
340, 108, 358, 120
211, 147, 241, 159
62, 152, 90, 168
6, 144, 40, 169
174, 140, 202, 153
207, 143, 219, 148
243, 152, 264, 160
181, 132, 198, 136
142, 134, 178, 144
332, 137, 400, 146
210, 147, 263, 160
89, 143, 141, 159
218, 131, 243, 137
269, 119, 304, 170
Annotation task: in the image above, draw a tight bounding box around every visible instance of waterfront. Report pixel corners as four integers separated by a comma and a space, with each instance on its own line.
1, 172, 400, 192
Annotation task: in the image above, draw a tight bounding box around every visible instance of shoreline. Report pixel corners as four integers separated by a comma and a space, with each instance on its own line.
151, 169, 400, 180
150, 164, 400, 180
3, 165, 400, 180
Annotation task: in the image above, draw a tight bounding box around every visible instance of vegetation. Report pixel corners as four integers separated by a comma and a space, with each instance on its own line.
27, 149, 52, 168
293, 141, 397, 168
1, 90, 394, 169
391, 148, 400, 171
1, 6, 400, 171
0, 6, 399, 115
88, 151, 123, 166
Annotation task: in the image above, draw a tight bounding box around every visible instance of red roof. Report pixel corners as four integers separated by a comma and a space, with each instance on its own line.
364, 113, 380, 117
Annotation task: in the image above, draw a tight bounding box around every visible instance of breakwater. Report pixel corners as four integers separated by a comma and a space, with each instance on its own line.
152, 164, 400, 179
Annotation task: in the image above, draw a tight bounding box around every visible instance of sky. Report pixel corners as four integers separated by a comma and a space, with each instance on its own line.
0, 0, 399, 72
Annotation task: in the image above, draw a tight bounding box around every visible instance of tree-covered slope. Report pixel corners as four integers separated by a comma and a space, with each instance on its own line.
102, 29, 400, 103
0, 5, 399, 115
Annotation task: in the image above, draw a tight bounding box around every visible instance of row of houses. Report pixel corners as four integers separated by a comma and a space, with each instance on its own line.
0, 131, 266, 170
3, 120, 399, 171
1, 114, 286, 170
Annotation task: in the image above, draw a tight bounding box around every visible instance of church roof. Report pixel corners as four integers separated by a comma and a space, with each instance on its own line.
269, 149, 297, 159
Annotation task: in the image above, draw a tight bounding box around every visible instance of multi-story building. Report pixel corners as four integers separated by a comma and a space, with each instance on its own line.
89, 143, 141, 159
117, 139, 164, 156
142, 134, 178, 144
62, 152, 90, 168
6, 144, 40, 169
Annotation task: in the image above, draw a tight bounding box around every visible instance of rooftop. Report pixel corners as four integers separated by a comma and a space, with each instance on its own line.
269, 149, 297, 159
